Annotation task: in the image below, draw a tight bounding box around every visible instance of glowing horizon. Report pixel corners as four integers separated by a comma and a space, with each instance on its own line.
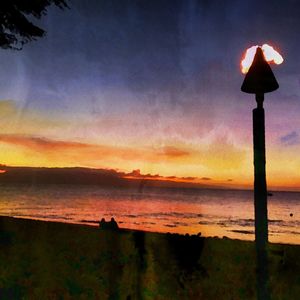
0, 128, 300, 191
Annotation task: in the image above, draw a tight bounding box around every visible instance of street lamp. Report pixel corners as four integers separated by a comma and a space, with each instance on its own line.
241, 45, 282, 300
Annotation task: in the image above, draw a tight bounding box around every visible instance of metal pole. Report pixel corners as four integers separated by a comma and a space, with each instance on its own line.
253, 93, 269, 300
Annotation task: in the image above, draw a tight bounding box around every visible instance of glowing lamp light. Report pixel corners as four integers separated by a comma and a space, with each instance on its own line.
241, 44, 283, 74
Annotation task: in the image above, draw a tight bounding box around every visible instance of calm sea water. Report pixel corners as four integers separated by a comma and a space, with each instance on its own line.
0, 184, 299, 244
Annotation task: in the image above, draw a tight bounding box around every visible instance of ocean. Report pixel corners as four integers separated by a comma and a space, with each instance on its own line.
0, 184, 299, 245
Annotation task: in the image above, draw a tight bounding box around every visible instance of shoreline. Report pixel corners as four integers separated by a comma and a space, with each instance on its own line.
4, 215, 300, 246
1, 215, 300, 299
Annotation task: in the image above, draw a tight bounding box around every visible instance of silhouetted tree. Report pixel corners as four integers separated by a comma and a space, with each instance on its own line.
0, 0, 68, 50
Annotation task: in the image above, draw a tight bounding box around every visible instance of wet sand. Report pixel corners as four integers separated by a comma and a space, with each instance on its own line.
0, 216, 299, 299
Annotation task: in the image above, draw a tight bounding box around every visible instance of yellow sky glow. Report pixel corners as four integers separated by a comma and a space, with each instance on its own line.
0, 100, 300, 190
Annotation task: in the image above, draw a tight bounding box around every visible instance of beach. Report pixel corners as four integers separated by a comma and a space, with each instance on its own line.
0, 216, 299, 299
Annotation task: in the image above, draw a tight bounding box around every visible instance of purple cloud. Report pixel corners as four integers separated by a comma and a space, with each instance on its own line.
280, 131, 300, 146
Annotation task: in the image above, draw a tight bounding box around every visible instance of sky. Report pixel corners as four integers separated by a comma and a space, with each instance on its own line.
0, 0, 300, 190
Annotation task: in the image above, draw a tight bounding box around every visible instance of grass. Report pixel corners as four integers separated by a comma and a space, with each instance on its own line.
0, 216, 299, 299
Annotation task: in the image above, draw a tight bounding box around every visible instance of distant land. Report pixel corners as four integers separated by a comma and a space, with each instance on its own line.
0, 165, 225, 190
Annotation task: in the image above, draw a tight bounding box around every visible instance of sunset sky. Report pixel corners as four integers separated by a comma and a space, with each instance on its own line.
0, 0, 300, 190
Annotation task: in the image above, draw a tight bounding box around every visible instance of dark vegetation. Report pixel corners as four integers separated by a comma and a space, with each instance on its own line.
0, 216, 299, 299
0, 0, 68, 49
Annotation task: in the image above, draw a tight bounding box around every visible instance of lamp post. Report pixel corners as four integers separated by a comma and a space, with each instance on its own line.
241, 47, 279, 300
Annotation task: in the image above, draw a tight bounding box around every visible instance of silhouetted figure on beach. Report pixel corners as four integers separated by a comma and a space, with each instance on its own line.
99, 218, 106, 229
110, 217, 119, 230
99, 217, 119, 230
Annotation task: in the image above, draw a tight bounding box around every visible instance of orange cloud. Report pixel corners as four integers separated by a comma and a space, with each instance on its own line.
0, 131, 253, 187
124, 169, 197, 182
0, 134, 193, 167
201, 177, 211, 181
158, 146, 190, 157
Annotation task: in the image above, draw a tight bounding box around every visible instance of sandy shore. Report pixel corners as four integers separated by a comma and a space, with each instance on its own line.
0, 216, 299, 299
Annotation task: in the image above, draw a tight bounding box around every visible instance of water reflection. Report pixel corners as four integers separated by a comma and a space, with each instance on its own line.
0, 184, 299, 244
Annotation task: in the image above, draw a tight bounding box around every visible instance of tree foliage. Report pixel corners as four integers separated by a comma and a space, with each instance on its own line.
0, 0, 68, 50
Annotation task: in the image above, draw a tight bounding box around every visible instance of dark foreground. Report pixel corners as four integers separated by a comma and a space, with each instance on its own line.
0, 216, 299, 299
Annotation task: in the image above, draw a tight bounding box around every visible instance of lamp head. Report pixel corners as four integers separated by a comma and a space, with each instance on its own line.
241, 47, 279, 94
